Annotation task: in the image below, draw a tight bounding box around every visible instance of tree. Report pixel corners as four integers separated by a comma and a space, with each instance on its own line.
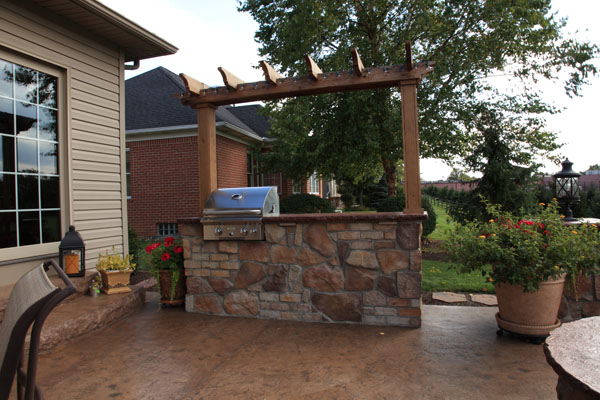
453, 109, 543, 222
239, 0, 597, 196
447, 168, 475, 182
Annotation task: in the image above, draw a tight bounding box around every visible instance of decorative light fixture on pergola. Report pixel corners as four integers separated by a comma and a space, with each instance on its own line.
177, 41, 434, 214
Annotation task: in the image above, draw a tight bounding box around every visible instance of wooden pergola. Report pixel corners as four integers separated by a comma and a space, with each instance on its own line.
177, 42, 434, 214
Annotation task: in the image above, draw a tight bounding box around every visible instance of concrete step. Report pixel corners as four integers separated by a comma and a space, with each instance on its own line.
1, 270, 155, 352
39, 281, 150, 351
0, 270, 99, 324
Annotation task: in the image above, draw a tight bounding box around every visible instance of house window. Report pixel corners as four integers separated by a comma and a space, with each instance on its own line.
309, 173, 320, 194
247, 152, 262, 187
157, 223, 178, 237
247, 153, 254, 186
125, 148, 131, 198
292, 180, 302, 194
263, 172, 282, 194
0, 58, 60, 249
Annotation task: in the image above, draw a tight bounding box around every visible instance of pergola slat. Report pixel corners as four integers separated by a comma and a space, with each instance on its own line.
350, 48, 367, 77
260, 60, 283, 85
304, 54, 323, 81
218, 67, 245, 90
179, 73, 209, 95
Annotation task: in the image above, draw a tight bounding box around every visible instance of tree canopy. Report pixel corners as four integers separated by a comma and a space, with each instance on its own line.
240, 0, 598, 196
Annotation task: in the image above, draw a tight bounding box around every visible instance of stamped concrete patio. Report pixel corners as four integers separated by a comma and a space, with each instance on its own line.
32, 298, 558, 399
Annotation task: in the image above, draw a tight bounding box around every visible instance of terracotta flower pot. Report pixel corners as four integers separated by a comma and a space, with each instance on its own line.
495, 276, 565, 337
99, 269, 132, 295
158, 269, 186, 306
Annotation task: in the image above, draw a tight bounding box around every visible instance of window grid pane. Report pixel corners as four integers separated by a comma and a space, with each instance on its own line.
157, 223, 178, 237
0, 58, 60, 247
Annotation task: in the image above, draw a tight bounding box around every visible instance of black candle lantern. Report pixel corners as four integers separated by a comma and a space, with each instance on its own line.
59, 225, 86, 277
553, 158, 581, 222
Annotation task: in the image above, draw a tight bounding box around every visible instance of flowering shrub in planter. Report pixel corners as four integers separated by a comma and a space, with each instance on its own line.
146, 237, 184, 301
445, 200, 600, 292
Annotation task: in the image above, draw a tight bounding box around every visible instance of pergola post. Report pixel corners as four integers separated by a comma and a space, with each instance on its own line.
400, 79, 423, 214
197, 104, 218, 213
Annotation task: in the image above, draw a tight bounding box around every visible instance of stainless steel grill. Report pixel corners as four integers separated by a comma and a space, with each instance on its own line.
201, 186, 280, 240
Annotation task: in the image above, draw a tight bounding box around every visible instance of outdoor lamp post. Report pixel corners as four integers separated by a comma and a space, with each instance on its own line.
553, 158, 581, 222
59, 225, 86, 277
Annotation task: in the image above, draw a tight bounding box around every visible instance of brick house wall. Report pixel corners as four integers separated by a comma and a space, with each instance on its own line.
217, 136, 248, 188
127, 134, 249, 237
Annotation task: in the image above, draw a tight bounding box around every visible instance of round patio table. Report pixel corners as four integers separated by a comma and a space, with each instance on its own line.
544, 316, 600, 399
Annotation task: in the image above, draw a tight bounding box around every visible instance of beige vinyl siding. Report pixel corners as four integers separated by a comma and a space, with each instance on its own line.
0, 0, 127, 274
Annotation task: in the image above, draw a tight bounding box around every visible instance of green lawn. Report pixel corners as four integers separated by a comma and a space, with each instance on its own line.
423, 201, 494, 293
422, 260, 495, 293
427, 199, 456, 241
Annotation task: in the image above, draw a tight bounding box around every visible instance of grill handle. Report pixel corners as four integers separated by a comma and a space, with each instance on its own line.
203, 209, 262, 217
231, 193, 243, 200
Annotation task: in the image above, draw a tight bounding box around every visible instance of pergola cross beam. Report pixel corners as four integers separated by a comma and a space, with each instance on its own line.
178, 43, 433, 214
179, 62, 433, 107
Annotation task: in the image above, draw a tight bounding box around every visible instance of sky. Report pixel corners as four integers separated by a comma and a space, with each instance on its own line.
101, 0, 600, 181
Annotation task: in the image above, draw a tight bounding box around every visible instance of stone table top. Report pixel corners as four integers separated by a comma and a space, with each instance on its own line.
544, 317, 600, 397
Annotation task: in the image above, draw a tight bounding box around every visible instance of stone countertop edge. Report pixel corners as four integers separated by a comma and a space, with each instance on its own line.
179, 212, 428, 224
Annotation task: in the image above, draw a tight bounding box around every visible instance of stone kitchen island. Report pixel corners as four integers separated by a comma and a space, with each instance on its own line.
180, 212, 426, 327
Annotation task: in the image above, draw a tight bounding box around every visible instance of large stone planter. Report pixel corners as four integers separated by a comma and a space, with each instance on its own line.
495, 276, 565, 337
99, 269, 132, 295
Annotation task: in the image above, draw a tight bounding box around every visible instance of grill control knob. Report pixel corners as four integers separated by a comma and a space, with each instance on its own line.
214, 227, 223, 235
228, 231, 235, 236
240, 227, 249, 235
251, 228, 257, 233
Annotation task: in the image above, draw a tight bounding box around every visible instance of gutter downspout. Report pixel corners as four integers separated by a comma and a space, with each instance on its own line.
124, 59, 140, 70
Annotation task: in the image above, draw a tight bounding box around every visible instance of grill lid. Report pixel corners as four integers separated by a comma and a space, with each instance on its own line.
202, 186, 280, 218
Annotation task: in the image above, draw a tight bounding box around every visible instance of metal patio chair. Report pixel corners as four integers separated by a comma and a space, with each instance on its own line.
0, 260, 76, 400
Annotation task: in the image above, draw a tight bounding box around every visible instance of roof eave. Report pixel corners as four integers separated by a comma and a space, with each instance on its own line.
33, 0, 178, 61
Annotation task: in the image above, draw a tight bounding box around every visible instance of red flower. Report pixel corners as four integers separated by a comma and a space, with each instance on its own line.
151, 242, 160, 250
164, 237, 175, 247
174, 246, 183, 253
145, 244, 153, 254
161, 253, 170, 261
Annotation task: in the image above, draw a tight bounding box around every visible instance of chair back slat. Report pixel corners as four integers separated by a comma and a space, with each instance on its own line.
0, 265, 58, 399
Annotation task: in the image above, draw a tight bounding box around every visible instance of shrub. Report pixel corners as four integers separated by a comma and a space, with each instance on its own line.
376, 192, 406, 212
340, 192, 355, 209
280, 193, 334, 214
376, 192, 437, 238
128, 226, 139, 264
421, 196, 437, 237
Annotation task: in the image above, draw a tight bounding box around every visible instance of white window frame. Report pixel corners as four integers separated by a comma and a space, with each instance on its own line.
0, 49, 67, 263
292, 180, 302, 194
309, 173, 320, 194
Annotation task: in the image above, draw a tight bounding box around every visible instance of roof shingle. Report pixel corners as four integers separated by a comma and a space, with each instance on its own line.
125, 67, 270, 138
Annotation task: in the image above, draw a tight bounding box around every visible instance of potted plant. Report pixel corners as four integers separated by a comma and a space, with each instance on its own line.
96, 247, 136, 295
88, 273, 102, 297
146, 237, 186, 306
445, 199, 600, 338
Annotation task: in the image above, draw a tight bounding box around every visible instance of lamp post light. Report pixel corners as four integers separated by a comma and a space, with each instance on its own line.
59, 225, 86, 277
553, 158, 581, 222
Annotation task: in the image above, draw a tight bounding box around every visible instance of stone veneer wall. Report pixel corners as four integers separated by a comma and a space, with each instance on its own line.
180, 213, 426, 327
559, 273, 600, 321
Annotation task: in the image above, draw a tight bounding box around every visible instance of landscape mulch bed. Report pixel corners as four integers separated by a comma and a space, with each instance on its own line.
129, 270, 154, 287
